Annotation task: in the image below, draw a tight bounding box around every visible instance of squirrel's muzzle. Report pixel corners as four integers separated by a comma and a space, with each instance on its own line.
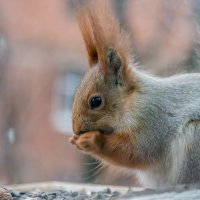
79, 126, 114, 135
73, 117, 114, 135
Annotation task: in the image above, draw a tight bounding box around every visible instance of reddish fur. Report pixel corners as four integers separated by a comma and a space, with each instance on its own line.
69, 131, 148, 169
77, 0, 130, 73
70, 1, 143, 170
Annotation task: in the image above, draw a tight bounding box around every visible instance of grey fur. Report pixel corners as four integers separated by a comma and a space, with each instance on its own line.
122, 69, 200, 188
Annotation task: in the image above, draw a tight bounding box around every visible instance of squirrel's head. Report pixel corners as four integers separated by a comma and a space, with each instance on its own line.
72, 1, 138, 136
72, 48, 137, 135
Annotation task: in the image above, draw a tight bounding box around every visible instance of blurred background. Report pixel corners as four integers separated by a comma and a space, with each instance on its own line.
0, 0, 200, 186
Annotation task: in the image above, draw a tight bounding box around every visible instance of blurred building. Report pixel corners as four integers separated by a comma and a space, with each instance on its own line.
0, 0, 87, 184
0, 0, 199, 185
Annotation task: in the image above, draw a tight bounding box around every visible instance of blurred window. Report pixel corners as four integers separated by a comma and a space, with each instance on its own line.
52, 70, 83, 135
0, 36, 7, 58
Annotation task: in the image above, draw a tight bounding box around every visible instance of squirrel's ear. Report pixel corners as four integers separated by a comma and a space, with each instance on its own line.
106, 48, 125, 84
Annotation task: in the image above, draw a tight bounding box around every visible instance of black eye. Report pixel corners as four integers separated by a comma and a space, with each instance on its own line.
90, 96, 102, 110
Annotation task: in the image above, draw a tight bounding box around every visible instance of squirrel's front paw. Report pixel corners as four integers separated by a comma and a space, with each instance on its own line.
69, 131, 103, 153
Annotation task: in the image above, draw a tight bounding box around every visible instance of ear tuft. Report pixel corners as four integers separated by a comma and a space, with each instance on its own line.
77, 6, 98, 67
77, 0, 131, 70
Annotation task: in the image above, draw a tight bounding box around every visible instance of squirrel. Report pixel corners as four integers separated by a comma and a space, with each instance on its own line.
69, 0, 200, 189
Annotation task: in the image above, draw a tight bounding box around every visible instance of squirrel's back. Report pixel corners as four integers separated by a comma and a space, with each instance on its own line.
131, 70, 200, 188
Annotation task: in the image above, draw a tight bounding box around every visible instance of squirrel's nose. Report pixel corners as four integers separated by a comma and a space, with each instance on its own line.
73, 121, 91, 135
72, 121, 81, 135
79, 121, 91, 135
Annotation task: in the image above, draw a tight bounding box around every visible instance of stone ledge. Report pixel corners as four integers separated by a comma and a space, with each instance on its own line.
5, 182, 200, 200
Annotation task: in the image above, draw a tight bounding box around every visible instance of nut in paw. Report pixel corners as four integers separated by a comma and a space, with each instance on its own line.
71, 131, 103, 153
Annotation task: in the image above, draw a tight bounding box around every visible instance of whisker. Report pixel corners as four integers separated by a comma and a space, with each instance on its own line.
83, 164, 105, 182
83, 160, 100, 165
83, 162, 103, 175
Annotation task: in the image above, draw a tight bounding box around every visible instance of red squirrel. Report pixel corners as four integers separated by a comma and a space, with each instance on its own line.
69, 0, 200, 188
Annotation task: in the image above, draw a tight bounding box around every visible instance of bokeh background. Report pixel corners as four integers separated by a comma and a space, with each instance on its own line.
0, 0, 200, 186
